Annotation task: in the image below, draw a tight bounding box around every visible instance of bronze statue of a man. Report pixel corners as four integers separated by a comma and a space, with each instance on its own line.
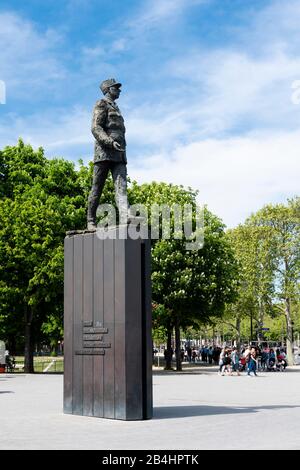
87, 78, 129, 230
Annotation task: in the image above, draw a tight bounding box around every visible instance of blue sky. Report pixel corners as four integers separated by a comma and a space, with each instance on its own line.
0, 0, 299, 226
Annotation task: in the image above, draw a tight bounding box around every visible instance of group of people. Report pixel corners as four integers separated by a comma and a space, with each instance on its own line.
257, 347, 287, 371
218, 346, 258, 376
218, 345, 288, 376
159, 343, 288, 374
182, 345, 222, 364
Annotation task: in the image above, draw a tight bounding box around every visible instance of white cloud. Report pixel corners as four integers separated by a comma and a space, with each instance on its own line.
0, 107, 92, 159
124, 44, 300, 152
128, 130, 300, 227
0, 80, 6, 104
131, 0, 206, 27
111, 39, 127, 52
1, 0, 299, 229
123, 0, 300, 229
115, 0, 208, 50
167, 50, 299, 130
126, 110, 190, 148
250, 0, 300, 54
122, 0, 300, 151
0, 12, 65, 97
81, 46, 105, 58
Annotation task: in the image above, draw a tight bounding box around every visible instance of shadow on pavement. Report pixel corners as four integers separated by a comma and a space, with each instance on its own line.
154, 404, 300, 419
279, 367, 300, 373
33, 372, 63, 375
153, 366, 219, 376
0, 375, 19, 379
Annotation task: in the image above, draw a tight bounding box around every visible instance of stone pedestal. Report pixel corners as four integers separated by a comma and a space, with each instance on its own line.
63, 226, 152, 420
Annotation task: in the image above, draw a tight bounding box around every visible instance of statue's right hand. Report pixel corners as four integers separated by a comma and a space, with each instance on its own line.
113, 141, 125, 152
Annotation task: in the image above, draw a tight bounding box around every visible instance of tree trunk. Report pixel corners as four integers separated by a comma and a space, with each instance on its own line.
164, 324, 173, 370
235, 317, 241, 351
24, 307, 34, 373
285, 298, 294, 365
258, 301, 264, 344
175, 317, 182, 371
7, 335, 16, 356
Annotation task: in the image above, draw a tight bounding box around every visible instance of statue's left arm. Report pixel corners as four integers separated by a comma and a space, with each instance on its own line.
91, 100, 115, 148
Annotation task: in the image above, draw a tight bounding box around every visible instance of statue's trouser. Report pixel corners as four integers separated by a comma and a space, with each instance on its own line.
87, 161, 128, 224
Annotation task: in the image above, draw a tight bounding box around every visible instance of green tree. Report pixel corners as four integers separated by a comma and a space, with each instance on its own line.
151, 207, 238, 370
0, 140, 120, 371
129, 181, 238, 370
0, 141, 89, 371
129, 181, 199, 369
248, 198, 300, 364
225, 224, 275, 346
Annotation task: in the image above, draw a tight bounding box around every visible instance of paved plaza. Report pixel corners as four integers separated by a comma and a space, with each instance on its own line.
1, 365, 300, 450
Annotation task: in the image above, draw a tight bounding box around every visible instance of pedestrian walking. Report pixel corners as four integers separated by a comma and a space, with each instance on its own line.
218, 347, 226, 375
247, 348, 258, 377
231, 347, 241, 376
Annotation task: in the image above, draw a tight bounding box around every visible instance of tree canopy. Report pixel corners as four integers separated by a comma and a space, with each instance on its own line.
0, 140, 298, 371
0, 141, 89, 370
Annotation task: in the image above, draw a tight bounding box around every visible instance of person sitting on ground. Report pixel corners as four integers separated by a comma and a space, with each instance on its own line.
268, 348, 276, 370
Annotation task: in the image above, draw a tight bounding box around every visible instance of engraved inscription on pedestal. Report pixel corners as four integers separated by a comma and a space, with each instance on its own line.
64, 230, 153, 420
75, 321, 111, 356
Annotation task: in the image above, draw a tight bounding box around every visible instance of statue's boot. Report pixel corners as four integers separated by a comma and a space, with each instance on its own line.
87, 220, 97, 231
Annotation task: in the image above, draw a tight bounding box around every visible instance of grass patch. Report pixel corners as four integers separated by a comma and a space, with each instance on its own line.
11, 356, 64, 373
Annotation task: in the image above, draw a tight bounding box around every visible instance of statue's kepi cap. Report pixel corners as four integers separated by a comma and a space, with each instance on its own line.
100, 78, 122, 94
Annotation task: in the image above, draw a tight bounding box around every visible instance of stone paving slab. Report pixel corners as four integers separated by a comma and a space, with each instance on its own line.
1, 366, 300, 450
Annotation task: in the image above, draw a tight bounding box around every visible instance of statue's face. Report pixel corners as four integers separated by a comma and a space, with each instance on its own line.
108, 85, 121, 100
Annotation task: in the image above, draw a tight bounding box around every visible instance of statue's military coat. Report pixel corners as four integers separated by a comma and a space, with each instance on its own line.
91, 98, 127, 163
